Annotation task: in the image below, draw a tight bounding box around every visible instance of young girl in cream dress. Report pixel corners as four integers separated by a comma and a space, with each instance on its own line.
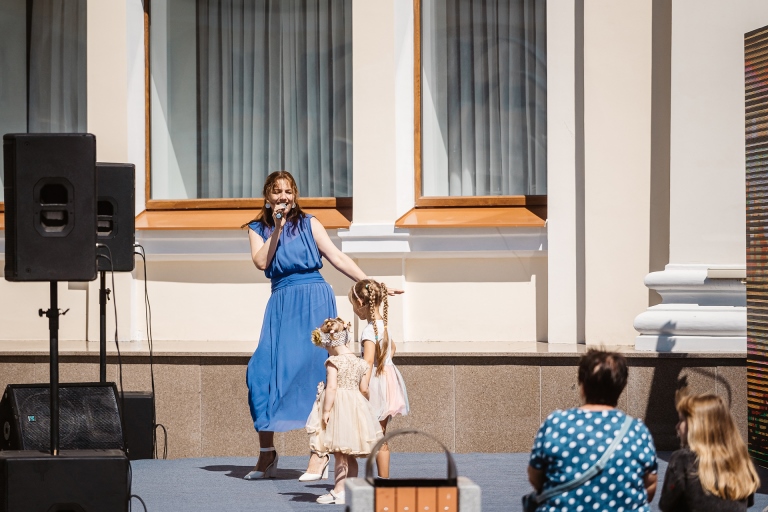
305, 317, 383, 505
348, 280, 409, 479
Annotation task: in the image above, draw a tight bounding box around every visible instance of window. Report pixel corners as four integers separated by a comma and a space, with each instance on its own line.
149, 0, 352, 205
418, 0, 546, 206
0, 0, 87, 203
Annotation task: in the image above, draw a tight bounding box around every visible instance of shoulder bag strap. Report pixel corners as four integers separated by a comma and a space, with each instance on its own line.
536, 414, 634, 504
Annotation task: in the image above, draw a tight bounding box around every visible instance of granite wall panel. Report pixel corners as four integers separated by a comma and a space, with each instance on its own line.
0, 354, 746, 459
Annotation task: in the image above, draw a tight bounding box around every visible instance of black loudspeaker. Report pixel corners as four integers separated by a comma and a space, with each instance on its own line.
0, 449, 129, 512
96, 163, 135, 272
121, 391, 154, 460
3, 133, 97, 282
0, 383, 124, 451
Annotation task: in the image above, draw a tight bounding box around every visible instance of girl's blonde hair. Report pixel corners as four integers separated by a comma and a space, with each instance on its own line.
311, 317, 352, 348
677, 393, 759, 500
348, 279, 389, 376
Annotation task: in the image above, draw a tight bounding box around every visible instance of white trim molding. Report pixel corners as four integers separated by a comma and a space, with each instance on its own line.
634, 264, 746, 352
135, 230, 253, 261
338, 223, 548, 259
131, 224, 548, 261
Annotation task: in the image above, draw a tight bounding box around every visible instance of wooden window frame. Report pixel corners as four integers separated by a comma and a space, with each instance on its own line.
411, 0, 547, 214
141, 2, 351, 227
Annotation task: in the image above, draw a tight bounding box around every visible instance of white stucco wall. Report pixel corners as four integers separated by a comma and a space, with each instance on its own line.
669, 0, 768, 265
405, 257, 547, 342
9, 0, 762, 349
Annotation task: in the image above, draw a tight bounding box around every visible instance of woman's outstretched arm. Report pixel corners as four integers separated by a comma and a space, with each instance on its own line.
310, 217, 405, 294
310, 217, 367, 281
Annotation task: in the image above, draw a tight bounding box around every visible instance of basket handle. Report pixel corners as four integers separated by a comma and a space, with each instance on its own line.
364, 428, 458, 485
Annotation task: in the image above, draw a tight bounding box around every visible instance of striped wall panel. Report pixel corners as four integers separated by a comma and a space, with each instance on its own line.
746, 24, 768, 466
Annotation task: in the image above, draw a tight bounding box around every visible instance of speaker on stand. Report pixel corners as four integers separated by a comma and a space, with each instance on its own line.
96, 162, 135, 274
95, 163, 135, 382
94, 163, 154, 462
2, 134, 129, 511
3, 133, 97, 282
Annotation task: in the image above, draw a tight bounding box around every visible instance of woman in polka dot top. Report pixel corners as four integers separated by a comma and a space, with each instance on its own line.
527, 349, 658, 512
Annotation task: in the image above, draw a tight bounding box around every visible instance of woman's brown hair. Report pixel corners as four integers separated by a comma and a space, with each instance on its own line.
577, 349, 627, 407
241, 171, 306, 229
348, 279, 389, 376
677, 393, 759, 500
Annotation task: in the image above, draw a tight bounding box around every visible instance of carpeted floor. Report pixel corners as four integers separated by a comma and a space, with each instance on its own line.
128, 453, 768, 511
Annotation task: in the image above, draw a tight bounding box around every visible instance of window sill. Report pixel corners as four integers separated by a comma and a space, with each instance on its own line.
135, 208, 351, 230
394, 206, 546, 228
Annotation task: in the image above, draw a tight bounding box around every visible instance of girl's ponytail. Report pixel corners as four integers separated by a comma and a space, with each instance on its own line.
374, 283, 390, 377
352, 279, 391, 377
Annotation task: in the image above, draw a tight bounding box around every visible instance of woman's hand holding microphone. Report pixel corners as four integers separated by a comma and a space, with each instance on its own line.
273, 202, 288, 228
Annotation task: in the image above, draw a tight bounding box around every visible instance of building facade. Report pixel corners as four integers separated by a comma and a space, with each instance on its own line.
0, 0, 765, 457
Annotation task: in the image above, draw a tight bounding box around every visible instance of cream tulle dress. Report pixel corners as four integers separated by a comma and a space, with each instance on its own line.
361, 320, 410, 421
306, 354, 383, 457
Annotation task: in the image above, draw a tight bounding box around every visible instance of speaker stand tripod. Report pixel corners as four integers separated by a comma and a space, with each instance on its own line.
99, 271, 110, 383
38, 281, 68, 456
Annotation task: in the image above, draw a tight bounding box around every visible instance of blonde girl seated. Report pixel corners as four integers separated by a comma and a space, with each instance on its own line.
349, 279, 409, 478
659, 393, 760, 511
305, 318, 383, 505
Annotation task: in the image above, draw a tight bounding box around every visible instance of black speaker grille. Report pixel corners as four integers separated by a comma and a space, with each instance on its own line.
10, 385, 123, 451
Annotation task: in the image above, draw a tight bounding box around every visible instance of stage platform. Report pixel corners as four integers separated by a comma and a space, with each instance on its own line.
128, 453, 768, 511
0, 342, 748, 458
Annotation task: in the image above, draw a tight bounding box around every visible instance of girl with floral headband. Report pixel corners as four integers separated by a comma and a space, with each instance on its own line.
304, 317, 383, 505
349, 279, 409, 479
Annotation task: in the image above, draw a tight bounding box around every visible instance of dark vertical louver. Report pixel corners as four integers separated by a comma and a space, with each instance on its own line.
746, 24, 768, 467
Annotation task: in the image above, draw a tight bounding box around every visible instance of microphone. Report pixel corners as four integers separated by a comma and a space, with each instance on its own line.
275, 203, 288, 219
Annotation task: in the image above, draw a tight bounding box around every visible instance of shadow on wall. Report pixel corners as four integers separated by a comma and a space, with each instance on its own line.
652, 319, 677, 352
641, 365, 734, 451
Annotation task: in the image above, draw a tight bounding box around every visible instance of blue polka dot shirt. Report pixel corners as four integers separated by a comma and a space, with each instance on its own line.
529, 408, 658, 512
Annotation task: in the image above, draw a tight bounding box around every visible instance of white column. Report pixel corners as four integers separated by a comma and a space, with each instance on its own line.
583, 0, 653, 345
352, 0, 398, 224
546, 0, 583, 344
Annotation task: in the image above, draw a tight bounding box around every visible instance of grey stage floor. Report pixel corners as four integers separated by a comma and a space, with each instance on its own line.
129, 453, 768, 512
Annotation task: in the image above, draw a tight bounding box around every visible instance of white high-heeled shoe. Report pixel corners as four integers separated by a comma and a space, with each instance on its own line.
316, 490, 345, 505
298, 453, 330, 482
243, 447, 279, 480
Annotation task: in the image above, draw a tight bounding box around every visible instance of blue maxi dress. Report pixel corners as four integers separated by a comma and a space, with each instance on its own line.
246, 214, 336, 432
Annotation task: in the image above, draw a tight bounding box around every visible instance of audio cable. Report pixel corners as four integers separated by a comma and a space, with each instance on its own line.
134, 243, 167, 460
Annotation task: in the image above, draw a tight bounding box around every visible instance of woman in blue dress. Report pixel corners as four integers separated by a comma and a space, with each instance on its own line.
244, 171, 374, 481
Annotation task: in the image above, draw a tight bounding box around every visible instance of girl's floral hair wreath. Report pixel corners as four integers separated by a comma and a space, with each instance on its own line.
311, 318, 352, 348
